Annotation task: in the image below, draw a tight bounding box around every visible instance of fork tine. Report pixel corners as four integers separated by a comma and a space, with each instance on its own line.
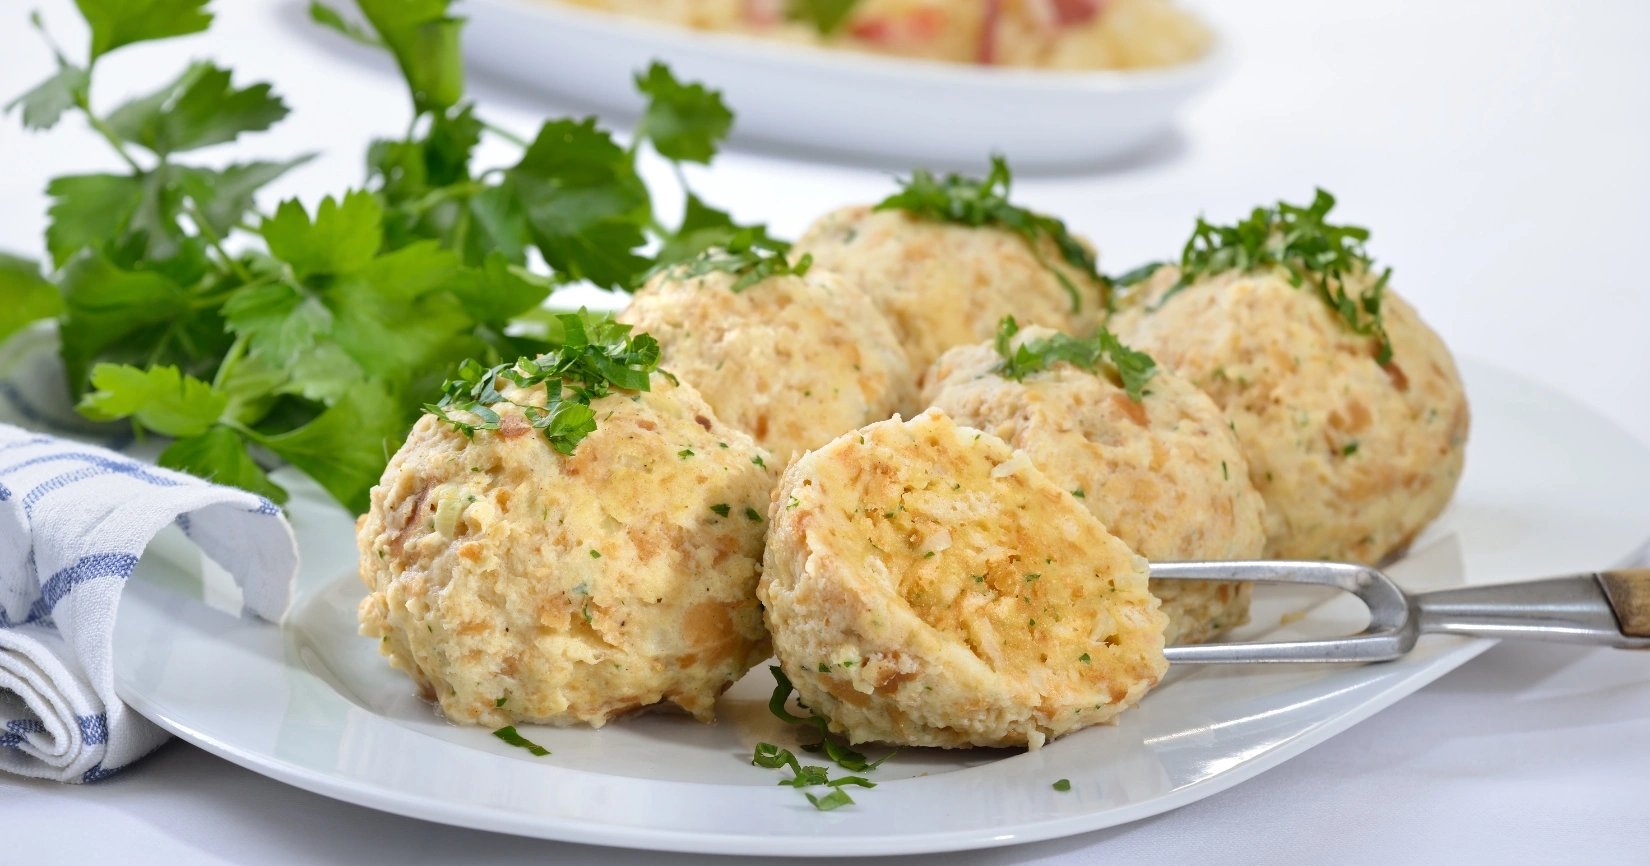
1151, 561, 1415, 663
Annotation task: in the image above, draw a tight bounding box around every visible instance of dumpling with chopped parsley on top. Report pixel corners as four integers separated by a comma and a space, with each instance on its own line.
923, 319, 1266, 645
1109, 191, 1469, 564
794, 159, 1109, 370
759, 409, 1168, 749
356, 319, 777, 728
618, 246, 916, 466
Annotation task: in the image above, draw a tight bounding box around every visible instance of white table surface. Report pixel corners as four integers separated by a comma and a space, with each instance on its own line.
2, 0, 1648, 863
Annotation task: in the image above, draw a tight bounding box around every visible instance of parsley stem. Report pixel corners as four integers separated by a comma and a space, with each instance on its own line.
452, 201, 472, 258
30, 12, 81, 76
184, 199, 255, 284
212, 334, 249, 392
76, 96, 144, 174
402, 181, 486, 215
481, 118, 529, 148
223, 416, 270, 446
188, 274, 273, 310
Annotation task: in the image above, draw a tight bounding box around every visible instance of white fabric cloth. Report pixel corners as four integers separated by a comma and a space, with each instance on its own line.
0, 425, 298, 782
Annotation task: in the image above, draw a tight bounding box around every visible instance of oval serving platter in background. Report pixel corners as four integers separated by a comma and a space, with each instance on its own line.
460, 0, 1229, 169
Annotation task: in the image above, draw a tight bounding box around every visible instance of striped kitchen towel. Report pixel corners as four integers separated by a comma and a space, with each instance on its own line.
0, 424, 299, 782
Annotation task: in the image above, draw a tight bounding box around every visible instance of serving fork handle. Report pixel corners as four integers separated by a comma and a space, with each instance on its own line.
1155, 562, 1650, 663
1414, 569, 1650, 649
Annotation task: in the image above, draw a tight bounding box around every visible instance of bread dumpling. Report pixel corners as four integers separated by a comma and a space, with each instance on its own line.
759, 409, 1168, 749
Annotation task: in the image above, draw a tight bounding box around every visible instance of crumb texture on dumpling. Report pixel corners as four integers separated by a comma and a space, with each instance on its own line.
759, 409, 1167, 749
1111, 267, 1469, 563
356, 373, 777, 728
794, 206, 1107, 370
924, 324, 1265, 644
619, 266, 915, 465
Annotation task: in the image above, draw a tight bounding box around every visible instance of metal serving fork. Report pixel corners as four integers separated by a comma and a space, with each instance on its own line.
1153, 562, 1650, 663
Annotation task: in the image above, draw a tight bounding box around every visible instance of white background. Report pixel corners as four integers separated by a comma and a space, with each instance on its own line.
2, 0, 1648, 863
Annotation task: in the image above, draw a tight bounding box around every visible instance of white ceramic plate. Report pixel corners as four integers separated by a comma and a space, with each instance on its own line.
105, 359, 1650, 856
459, 0, 1228, 168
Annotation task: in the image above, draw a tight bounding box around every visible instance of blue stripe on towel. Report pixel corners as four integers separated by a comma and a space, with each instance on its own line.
0, 718, 46, 749
77, 714, 107, 746
9, 454, 182, 516
0, 553, 139, 629
0, 435, 53, 455
81, 762, 121, 782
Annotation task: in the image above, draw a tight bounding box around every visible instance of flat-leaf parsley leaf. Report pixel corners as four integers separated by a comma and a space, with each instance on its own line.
876, 155, 1103, 313
427, 313, 661, 455
993, 315, 1157, 402
1136, 189, 1393, 363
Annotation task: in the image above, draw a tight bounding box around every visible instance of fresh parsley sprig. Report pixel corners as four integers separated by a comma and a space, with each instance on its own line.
875, 155, 1104, 314
4, 0, 772, 514
427, 313, 661, 455
1132, 189, 1394, 363
993, 316, 1158, 402
651, 228, 811, 293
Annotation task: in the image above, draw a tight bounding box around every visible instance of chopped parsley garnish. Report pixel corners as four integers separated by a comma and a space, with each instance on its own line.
745, 505, 763, 522
678, 448, 694, 459
752, 741, 875, 809
1139, 189, 1394, 363
1079, 653, 1091, 663
1342, 441, 1360, 457
493, 726, 549, 756
711, 503, 731, 517
652, 227, 810, 293
1053, 778, 1072, 792
752, 455, 766, 468
1072, 488, 1085, 498
785, 764, 831, 788
752, 742, 807, 775
806, 789, 856, 811
495, 695, 507, 707
766, 666, 893, 773
993, 315, 1157, 402
589, 549, 601, 558
1113, 261, 1165, 288
426, 313, 660, 455
875, 155, 1103, 313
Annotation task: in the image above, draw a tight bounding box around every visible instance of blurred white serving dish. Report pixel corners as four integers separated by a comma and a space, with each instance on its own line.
461, 0, 1229, 169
